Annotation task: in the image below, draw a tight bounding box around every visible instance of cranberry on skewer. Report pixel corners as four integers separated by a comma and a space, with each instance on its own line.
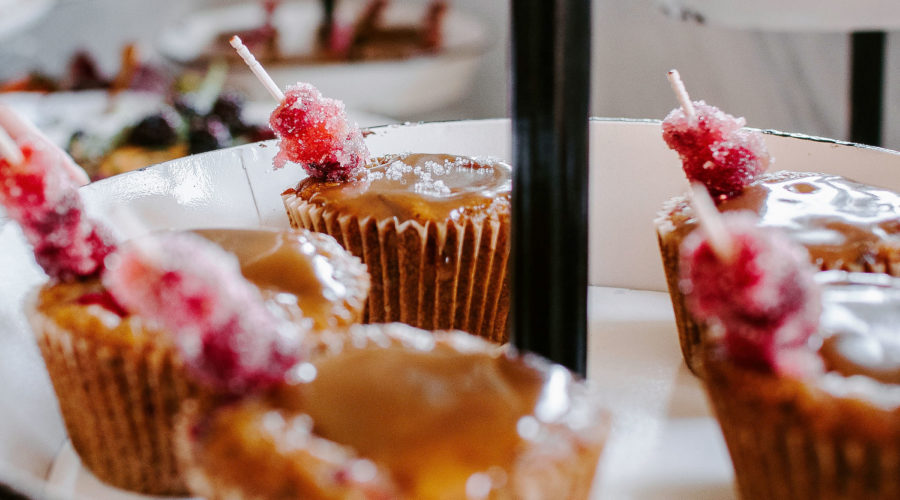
103, 232, 309, 393
229, 36, 369, 182
680, 186, 822, 376
662, 70, 771, 199
0, 106, 114, 282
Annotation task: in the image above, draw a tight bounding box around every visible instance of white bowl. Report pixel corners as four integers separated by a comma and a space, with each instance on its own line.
157, 0, 491, 117
2, 120, 900, 499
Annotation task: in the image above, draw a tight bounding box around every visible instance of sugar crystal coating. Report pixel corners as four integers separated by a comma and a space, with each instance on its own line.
679, 213, 821, 374
103, 233, 308, 392
269, 83, 368, 182
662, 101, 770, 198
0, 140, 115, 281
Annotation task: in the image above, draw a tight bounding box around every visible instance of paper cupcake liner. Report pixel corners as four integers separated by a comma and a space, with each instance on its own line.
702, 345, 900, 499
284, 194, 511, 342
657, 230, 705, 375
657, 225, 900, 377
30, 308, 206, 496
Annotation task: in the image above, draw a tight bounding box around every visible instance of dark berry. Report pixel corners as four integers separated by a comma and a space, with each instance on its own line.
128, 65, 171, 94
173, 97, 200, 121
210, 93, 246, 134
189, 117, 232, 154
241, 124, 276, 142
67, 51, 107, 90
127, 112, 182, 149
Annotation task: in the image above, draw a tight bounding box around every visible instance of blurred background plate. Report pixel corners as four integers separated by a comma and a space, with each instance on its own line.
157, 0, 491, 116
0, 0, 55, 41
0, 90, 393, 147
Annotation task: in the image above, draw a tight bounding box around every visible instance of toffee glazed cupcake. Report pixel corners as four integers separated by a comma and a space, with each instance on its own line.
654, 72, 900, 374
29, 228, 369, 495
265, 83, 511, 342
176, 322, 608, 500
284, 153, 512, 342
659, 171, 900, 374
680, 213, 900, 499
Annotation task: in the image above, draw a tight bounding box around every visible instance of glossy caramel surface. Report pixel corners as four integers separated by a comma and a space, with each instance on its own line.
816, 273, 900, 385
290, 153, 512, 224
193, 325, 602, 499
194, 228, 366, 330
38, 228, 367, 336
280, 345, 543, 496
666, 171, 900, 269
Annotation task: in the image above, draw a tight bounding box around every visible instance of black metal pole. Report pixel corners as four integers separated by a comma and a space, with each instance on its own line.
850, 31, 885, 146
511, 0, 591, 376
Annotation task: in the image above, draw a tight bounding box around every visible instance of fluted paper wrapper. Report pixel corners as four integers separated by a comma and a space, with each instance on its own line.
284, 194, 511, 342
656, 229, 705, 375
702, 344, 900, 500
657, 223, 900, 377
29, 307, 206, 496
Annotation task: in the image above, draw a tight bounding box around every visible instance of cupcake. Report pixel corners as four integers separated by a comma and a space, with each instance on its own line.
267, 83, 512, 342
655, 72, 900, 373
176, 322, 608, 500
0, 117, 370, 498
659, 171, 900, 373
29, 228, 369, 494
283, 153, 512, 342
680, 211, 900, 499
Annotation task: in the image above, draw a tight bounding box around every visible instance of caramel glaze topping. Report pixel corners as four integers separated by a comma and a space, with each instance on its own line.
815, 274, 900, 385
194, 327, 584, 499
670, 171, 900, 270
40, 228, 366, 337
288, 153, 512, 224
193, 228, 366, 330
278, 344, 543, 496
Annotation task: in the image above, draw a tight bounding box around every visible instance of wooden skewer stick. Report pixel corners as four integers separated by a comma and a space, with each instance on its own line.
0, 125, 24, 167
690, 183, 736, 262
229, 35, 285, 102
667, 69, 695, 118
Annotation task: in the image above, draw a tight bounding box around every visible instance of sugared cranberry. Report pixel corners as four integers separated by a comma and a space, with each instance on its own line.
0, 142, 115, 281
269, 83, 368, 181
103, 233, 307, 393
662, 101, 770, 199
680, 213, 820, 374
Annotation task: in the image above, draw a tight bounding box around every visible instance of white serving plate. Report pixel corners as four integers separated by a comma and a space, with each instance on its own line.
157, 0, 490, 117
1, 119, 899, 499
655, 0, 900, 31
